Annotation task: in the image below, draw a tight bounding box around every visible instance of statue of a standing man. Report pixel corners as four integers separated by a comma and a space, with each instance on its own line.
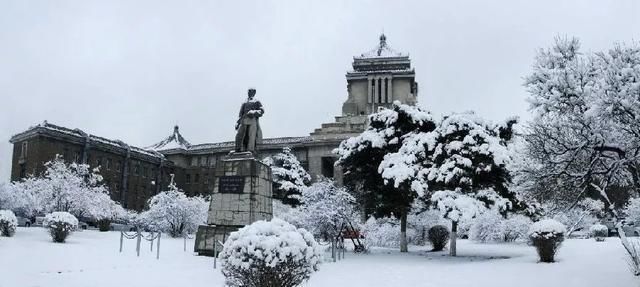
235, 88, 264, 153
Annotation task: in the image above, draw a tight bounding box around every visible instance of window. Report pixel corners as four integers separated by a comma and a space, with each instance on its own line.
209, 156, 216, 167
106, 158, 111, 170
20, 142, 28, 158
151, 168, 156, 179
19, 163, 26, 178
194, 174, 200, 183
378, 78, 382, 103
114, 183, 119, 192
134, 163, 140, 176
371, 79, 376, 103
200, 156, 207, 167
191, 157, 198, 166
74, 152, 81, 163
115, 160, 121, 171
63, 148, 70, 161
321, 157, 336, 178
96, 157, 102, 168
141, 166, 146, 178
185, 174, 191, 184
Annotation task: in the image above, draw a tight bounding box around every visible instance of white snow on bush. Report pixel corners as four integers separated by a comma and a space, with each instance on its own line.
528, 219, 566, 238
138, 182, 208, 237
470, 211, 531, 242
0, 209, 18, 229
590, 224, 608, 235
44, 211, 78, 230
361, 216, 416, 248
221, 218, 321, 272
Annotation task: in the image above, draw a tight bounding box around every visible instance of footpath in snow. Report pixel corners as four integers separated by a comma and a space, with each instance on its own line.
0, 227, 637, 287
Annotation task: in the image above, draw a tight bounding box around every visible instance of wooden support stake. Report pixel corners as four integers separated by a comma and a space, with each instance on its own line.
119, 232, 123, 253
136, 232, 141, 257
156, 233, 161, 260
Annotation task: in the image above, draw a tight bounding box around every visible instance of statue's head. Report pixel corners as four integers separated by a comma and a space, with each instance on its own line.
247, 88, 256, 98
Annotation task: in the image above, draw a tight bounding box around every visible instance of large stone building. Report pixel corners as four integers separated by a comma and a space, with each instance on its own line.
8, 34, 418, 210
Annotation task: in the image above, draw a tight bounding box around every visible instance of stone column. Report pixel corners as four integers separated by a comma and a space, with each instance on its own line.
367, 77, 373, 104
382, 77, 388, 103
387, 76, 393, 103
121, 146, 131, 207
373, 78, 377, 104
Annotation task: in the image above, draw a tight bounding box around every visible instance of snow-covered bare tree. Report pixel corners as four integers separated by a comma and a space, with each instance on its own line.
9, 156, 115, 220
5, 177, 47, 218
625, 198, 640, 224
380, 112, 534, 256
296, 178, 357, 240
336, 102, 437, 252
139, 181, 208, 237
90, 193, 127, 231
547, 198, 604, 236
521, 37, 640, 272
0, 182, 16, 211
263, 147, 311, 206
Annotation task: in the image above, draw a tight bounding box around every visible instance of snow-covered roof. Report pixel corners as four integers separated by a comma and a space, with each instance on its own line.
9, 121, 165, 160
355, 34, 407, 59
189, 137, 313, 152
147, 126, 192, 151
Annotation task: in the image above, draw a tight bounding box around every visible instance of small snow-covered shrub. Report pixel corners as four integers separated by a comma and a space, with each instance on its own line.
470, 212, 531, 242
528, 219, 566, 263
44, 212, 78, 243
361, 216, 417, 248
220, 218, 322, 287
503, 215, 532, 242
470, 212, 504, 242
427, 225, 450, 251
0, 209, 17, 237
590, 224, 608, 241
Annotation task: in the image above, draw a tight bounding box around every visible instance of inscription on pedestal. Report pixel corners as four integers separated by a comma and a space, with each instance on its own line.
219, 176, 245, 194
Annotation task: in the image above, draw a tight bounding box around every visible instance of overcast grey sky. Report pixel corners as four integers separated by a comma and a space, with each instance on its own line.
0, 0, 638, 180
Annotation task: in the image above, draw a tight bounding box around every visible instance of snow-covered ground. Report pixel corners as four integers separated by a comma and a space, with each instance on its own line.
1, 227, 637, 287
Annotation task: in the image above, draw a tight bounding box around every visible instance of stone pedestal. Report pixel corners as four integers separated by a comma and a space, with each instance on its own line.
194, 152, 273, 256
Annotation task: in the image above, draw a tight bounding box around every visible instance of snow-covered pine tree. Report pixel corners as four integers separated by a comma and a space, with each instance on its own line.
380, 112, 533, 256
263, 147, 311, 206
336, 101, 437, 252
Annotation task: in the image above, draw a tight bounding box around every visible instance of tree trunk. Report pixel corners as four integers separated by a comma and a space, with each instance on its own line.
591, 182, 640, 274
400, 210, 408, 253
450, 221, 458, 256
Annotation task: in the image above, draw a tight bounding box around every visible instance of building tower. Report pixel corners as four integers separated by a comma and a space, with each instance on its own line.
342, 33, 418, 116
311, 34, 418, 139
